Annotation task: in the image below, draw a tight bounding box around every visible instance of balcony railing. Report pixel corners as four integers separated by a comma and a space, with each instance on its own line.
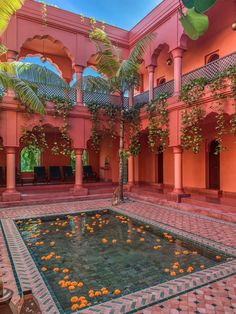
83, 91, 129, 108
0, 52, 235, 108
182, 52, 236, 85
154, 79, 174, 98
133, 90, 149, 105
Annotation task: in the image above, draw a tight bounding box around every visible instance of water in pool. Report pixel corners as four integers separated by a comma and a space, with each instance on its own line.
16, 209, 230, 312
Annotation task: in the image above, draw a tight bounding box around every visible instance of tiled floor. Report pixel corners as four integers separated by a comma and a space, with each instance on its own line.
1, 198, 236, 313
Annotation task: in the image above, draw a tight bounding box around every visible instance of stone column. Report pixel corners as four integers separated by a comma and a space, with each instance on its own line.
75, 149, 83, 188
147, 65, 156, 102
127, 155, 134, 192
168, 146, 190, 202
2, 147, 21, 201
74, 65, 84, 105
171, 48, 184, 96
173, 146, 184, 194
71, 149, 88, 196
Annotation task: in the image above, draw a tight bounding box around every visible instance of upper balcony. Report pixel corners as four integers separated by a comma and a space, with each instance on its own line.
0, 52, 235, 111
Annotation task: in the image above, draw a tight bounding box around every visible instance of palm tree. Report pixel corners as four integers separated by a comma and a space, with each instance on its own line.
78, 28, 154, 203
0, 0, 25, 36
0, 61, 69, 113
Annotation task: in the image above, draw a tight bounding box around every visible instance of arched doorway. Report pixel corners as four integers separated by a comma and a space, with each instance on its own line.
156, 146, 164, 184
209, 140, 220, 189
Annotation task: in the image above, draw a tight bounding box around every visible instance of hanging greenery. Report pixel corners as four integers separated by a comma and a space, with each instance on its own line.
181, 107, 205, 153
21, 125, 48, 152
21, 95, 73, 156
87, 102, 102, 152
180, 65, 236, 153
124, 103, 144, 156
41, 1, 48, 27
41, 95, 73, 156
103, 103, 120, 139
87, 101, 144, 156
179, 77, 207, 153
146, 94, 169, 153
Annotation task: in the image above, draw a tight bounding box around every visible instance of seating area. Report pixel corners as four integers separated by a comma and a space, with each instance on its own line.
0, 165, 99, 186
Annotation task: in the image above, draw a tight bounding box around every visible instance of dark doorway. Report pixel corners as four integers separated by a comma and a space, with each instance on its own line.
209, 140, 220, 189
156, 146, 164, 184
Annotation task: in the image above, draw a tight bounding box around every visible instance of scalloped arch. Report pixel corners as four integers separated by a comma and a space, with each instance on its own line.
18, 53, 64, 79
19, 34, 75, 67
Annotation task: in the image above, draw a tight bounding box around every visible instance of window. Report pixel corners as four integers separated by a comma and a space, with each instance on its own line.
205, 52, 219, 64
156, 77, 166, 86
20, 147, 41, 172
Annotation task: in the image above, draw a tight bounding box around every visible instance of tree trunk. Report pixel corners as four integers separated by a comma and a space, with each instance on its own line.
118, 93, 125, 203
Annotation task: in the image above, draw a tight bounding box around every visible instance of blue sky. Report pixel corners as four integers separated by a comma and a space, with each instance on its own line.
36, 0, 163, 30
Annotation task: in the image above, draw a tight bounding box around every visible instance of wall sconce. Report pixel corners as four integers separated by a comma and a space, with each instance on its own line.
232, 21, 236, 31
166, 57, 173, 66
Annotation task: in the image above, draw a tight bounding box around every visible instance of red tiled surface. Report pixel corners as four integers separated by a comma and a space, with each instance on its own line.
1, 198, 236, 313
140, 275, 236, 314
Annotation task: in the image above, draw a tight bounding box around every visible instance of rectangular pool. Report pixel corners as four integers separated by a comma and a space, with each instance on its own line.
15, 209, 233, 313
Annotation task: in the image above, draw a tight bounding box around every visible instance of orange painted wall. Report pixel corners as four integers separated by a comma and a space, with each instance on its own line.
99, 136, 119, 182
220, 134, 236, 193
183, 144, 206, 189
141, 0, 236, 92
138, 134, 156, 183
182, 0, 236, 75
87, 141, 100, 176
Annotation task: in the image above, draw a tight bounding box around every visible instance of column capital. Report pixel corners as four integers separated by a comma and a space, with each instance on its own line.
5, 147, 17, 154
6, 50, 18, 62
173, 146, 183, 154
146, 64, 156, 73
171, 48, 185, 59
74, 148, 84, 155
74, 65, 85, 74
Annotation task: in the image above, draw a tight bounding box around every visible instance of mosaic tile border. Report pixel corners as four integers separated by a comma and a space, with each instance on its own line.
1, 205, 236, 314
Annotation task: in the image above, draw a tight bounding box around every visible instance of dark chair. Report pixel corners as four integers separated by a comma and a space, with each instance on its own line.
33, 166, 48, 184
49, 166, 62, 182
16, 167, 21, 185
83, 165, 98, 182
62, 166, 74, 182
0, 166, 5, 186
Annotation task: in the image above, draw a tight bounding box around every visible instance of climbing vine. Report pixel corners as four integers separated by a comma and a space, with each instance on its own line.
87, 101, 144, 156
146, 94, 169, 152
180, 65, 236, 154
87, 102, 103, 152
21, 95, 73, 156
124, 103, 144, 156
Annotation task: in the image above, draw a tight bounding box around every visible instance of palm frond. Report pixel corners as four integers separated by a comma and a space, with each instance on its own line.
14, 62, 68, 88
0, 71, 45, 114
0, 0, 24, 36
79, 76, 111, 93
89, 28, 120, 77
0, 43, 7, 56
128, 33, 156, 65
